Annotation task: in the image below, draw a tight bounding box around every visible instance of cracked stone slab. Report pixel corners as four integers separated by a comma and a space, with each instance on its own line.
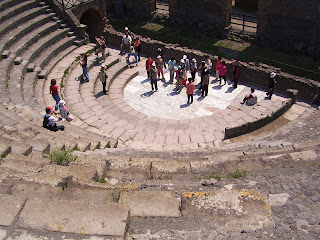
17, 199, 129, 236
120, 191, 181, 217
0, 194, 26, 226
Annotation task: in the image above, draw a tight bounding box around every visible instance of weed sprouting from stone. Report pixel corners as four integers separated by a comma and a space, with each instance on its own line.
203, 172, 221, 181
95, 142, 101, 150
106, 142, 111, 148
96, 176, 106, 183
49, 149, 76, 166
0, 152, 8, 158
228, 168, 247, 179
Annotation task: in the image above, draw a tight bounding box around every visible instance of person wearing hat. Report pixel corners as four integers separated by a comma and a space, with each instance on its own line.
58, 100, 74, 122
190, 58, 197, 81
266, 72, 277, 99
120, 31, 132, 55
156, 55, 165, 80
43, 107, 64, 132
157, 46, 166, 69
148, 62, 158, 91
168, 57, 176, 82
183, 55, 190, 79
99, 64, 108, 95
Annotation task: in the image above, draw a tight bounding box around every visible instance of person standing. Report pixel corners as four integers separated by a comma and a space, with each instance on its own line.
215, 56, 222, 80
266, 72, 277, 99
157, 46, 166, 69
168, 57, 176, 82
232, 59, 240, 88
218, 61, 227, 85
80, 54, 89, 82
186, 78, 195, 104
199, 60, 208, 89
95, 36, 106, 61
120, 32, 132, 55
148, 62, 158, 91
201, 68, 210, 97
176, 66, 184, 91
156, 55, 165, 80
146, 56, 153, 79
205, 55, 212, 72
134, 37, 141, 62
190, 58, 197, 81
99, 64, 108, 95
49, 79, 61, 111
183, 55, 190, 80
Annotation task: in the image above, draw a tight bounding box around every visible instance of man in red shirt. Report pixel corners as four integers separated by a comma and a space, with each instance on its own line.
146, 56, 153, 79
186, 78, 195, 104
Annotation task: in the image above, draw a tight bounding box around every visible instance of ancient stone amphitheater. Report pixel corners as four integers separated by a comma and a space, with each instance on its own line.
0, 1, 319, 239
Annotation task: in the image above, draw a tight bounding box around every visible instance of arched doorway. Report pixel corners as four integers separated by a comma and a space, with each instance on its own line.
80, 9, 103, 41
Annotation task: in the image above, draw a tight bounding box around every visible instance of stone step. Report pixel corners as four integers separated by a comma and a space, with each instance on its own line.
7, 19, 57, 57
34, 45, 78, 109
0, 12, 54, 54
0, 0, 36, 24
17, 198, 129, 237
0, 6, 48, 37
21, 27, 70, 64
0, 0, 25, 12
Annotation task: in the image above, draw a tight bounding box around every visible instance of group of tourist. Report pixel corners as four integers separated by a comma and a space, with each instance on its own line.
44, 79, 74, 132
43, 28, 278, 131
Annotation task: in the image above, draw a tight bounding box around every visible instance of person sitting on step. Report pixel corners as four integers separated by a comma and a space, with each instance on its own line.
241, 88, 257, 105
43, 107, 65, 132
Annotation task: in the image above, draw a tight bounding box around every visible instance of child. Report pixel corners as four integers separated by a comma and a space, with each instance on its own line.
49, 79, 60, 111
58, 100, 74, 122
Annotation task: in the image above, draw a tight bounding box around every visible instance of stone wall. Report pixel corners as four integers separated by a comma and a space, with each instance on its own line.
123, 0, 155, 19
169, 0, 232, 31
257, 0, 320, 58
235, 0, 258, 9
104, 25, 320, 101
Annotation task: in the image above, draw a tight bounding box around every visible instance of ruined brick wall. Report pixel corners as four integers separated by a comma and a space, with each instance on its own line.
123, 0, 156, 19
71, 0, 106, 20
257, 0, 320, 57
169, 0, 232, 31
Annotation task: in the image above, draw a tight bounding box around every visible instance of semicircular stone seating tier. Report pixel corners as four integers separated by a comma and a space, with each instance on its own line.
62, 46, 293, 152
0, 0, 117, 158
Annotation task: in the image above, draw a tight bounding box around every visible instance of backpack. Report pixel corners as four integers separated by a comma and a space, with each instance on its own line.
43, 116, 50, 129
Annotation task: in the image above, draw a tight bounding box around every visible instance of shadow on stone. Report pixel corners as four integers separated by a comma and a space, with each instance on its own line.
141, 91, 155, 97
225, 87, 235, 93
180, 103, 189, 108
140, 79, 149, 84
213, 85, 222, 90
95, 91, 106, 98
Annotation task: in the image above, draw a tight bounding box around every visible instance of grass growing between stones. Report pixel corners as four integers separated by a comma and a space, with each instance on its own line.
96, 176, 106, 183
49, 149, 76, 166
106, 141, 111, 148
228, 168, 247, 179
202, 172, 221, 181
0, 152, 8, 158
